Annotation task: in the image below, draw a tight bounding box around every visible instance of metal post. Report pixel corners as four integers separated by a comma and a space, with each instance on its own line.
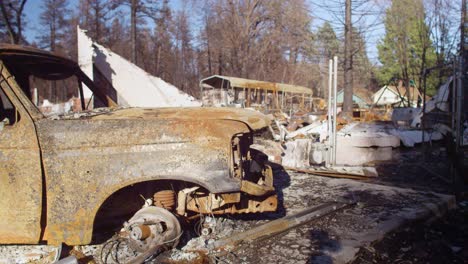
451, 61, 457, 132
456, 57, 463, 153
422, 69, 427, 157
309, 94, 313, 111
333, 56, 338, 166
281, 89, 284, 109
326, 59, 333, 167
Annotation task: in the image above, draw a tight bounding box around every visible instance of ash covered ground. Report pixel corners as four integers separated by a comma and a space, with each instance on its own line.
3, 145, 464, 264
147, 145, 465, 264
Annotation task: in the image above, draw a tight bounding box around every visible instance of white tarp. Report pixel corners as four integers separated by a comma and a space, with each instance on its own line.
77, 27, 201, 108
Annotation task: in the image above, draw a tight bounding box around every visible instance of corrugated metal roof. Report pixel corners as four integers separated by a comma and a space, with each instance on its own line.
200, 75, 313, 95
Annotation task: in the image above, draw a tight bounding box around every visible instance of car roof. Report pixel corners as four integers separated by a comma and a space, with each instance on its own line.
0, 43, 78, 80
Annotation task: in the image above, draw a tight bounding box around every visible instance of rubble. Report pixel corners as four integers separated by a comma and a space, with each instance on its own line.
0, 245, 60, 264
137, 160, 455, 264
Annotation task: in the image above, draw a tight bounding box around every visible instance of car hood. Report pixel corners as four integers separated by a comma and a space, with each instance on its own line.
90, 107, 271, 131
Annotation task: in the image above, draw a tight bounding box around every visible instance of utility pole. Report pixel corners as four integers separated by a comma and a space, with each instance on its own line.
343, 0, 353, 119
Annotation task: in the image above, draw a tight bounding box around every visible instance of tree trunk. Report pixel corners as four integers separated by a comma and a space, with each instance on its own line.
94, 3, 101, 42
130, 0, 137, 63
0, 0, 27, 44
343, 0, 353, 117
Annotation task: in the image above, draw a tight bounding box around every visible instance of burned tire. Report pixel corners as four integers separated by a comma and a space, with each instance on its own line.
99, 206, 181, 263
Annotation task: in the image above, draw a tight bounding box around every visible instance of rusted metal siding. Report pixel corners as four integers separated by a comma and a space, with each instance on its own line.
0, 65, 42, 244
36, 115, 252, 245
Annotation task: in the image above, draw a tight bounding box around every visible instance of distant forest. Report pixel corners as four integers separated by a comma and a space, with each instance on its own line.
0, 0, 464, 102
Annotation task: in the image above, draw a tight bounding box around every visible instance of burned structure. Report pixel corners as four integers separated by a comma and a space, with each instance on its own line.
0, 45, 277, 257
200, 75, 321, 113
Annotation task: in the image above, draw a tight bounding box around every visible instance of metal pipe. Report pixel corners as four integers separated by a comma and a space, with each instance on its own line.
327, 59, 333, 167
333, 56, 338, 166
309, 94, 313, 111
451, 61, 457, 132
281, 88, 284, 109
455, 56, 463, 153
221, 78, 227, 105
199, 79, 204, 105
422, 68, 428, 156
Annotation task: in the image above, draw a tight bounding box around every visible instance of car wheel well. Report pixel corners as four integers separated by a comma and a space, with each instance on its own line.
90, 179, 203, 244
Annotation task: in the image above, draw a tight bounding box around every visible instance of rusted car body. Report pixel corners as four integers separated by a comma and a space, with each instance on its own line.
0, 45, 277, 246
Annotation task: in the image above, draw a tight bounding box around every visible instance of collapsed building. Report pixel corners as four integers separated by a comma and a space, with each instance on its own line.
77, 27, 201, 108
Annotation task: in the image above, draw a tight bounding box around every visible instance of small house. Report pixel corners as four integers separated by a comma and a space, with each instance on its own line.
336, 88, 373, 109
373, 85, 422, 108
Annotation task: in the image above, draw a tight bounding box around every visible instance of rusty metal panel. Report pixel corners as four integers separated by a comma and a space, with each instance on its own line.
36, 115, 252, 245
0, 66, 42, 244
91, 107, 271, 131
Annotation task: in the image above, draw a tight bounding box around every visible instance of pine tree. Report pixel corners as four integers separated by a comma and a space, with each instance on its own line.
78, 0, 113, 44
352, 27, 374, 89
377, 0, 437, 96
316, 22, 339, 60
38, 0, 70, 52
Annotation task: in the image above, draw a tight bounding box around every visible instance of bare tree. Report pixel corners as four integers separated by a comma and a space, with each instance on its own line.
113, 0, 159, 63
195, 0, 315, 89
426, 0, 460, 86
38, 0, 70, 103
39, 0, 70, 52
79, 0, 114, 44
173, 9, 197, 95
309, 0, 387, 99
152, 0, 172, 79
0, 0, 27, 44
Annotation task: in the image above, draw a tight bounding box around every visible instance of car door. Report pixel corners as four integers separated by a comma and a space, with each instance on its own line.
0, 63, 43, 244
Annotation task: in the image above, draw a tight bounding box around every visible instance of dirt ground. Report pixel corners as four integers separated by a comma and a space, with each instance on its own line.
351, 203, 468, 264
349, 145, 468, 264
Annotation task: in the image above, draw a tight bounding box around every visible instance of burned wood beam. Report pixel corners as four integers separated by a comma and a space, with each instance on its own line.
284, 166, 376, 180
212, 201, 353, 250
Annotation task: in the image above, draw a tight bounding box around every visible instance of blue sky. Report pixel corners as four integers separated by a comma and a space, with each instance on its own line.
23, 0, 184, 42
23, 0, 383, 62
23, 0, 43, 42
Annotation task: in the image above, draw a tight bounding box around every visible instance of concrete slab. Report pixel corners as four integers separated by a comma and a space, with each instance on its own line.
338, 123, 400, 148
334, 123, 399, 166
335, 144, 393, 166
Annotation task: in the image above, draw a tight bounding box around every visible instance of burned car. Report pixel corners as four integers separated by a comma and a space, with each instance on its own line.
0, 44, 277, 259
